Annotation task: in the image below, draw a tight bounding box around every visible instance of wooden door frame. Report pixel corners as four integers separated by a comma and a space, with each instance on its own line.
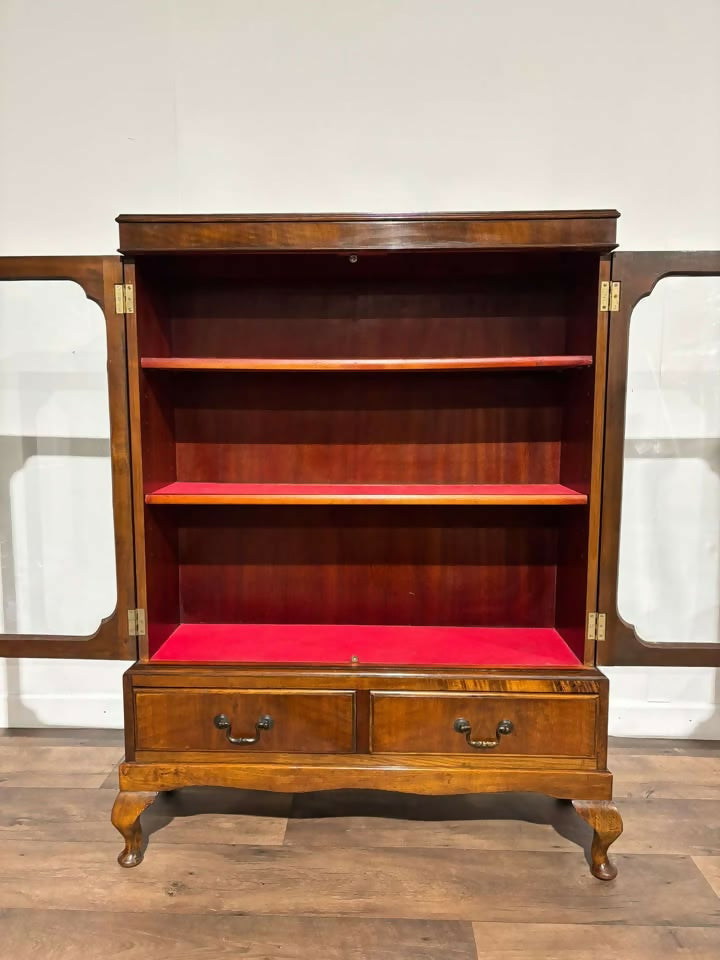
598, 251, 720, 666
0, 256, 137, 659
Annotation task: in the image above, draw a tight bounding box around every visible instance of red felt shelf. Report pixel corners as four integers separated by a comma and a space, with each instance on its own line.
150, 623, 583, 667
140, 355, 593, 372
145, 482, 587, 506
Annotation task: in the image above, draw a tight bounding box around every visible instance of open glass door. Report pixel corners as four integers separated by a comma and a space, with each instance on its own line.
598, 252, 720, 666
0, 257, 136, 659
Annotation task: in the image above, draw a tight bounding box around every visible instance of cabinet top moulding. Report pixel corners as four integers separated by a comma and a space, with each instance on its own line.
116, 209, 619, 254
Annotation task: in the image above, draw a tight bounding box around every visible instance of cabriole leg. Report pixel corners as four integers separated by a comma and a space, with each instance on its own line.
111, 790, 159, 867
572, 799, 623, 880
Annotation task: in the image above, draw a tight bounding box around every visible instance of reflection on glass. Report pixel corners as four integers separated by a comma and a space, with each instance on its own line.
617, 277, 720, 644
0, 281, 116, 635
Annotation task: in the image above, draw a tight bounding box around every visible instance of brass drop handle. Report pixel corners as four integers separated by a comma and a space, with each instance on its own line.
453, 717, 513, 750
213, 713, 273, 745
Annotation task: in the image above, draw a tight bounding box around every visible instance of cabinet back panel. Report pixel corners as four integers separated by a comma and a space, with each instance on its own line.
170, 289, 566, 360
138, 252, 584, 361
175, 506, 558, 627
172, 372, 562, 484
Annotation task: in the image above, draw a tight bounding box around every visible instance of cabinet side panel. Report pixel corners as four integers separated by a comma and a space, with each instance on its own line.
555, 256, 607, 662
127, 261, 180, 658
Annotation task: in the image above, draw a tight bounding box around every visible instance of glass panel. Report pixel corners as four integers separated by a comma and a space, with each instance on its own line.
0, 280, 116, 635
617, 276, 720, 644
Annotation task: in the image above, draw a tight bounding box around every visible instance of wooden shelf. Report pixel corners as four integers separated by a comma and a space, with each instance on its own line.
150, 622, 583, 667
145, 481, 588, 506
140, 355, 592, 372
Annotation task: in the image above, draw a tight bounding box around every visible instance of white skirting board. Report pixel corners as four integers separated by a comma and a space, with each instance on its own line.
0, 659, 129, 728
1, 692, 125, 728
605, 666, 720, 739
608, 702, 720, 739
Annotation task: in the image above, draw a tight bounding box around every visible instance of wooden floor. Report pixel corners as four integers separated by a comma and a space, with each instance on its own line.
1, 731, 719, 958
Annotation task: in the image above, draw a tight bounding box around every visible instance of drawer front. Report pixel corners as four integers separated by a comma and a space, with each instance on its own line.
135, 689, 355, 753
370, 693, 597, 757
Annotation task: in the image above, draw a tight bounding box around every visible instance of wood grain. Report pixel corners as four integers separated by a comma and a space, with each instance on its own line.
175, 505, 562, 628
169, 370, 565, 485
285, 792, 720, 856
1, 732, 719, 958
473, 923, 720, 959
118, 758, 611, 799
134, 689, 355, 753
0, 728, 124, 745
126, 665, 605, 692
0, 911, 478, 960
0, 786, 290, 846
0, 742, 120, 788
140, 355, 593, 371
572, 799, 623, 880
146, 482, 587, 506
117, 210, 619, 253
0, 841, 717, 923
611, 754, 720, 800
125, 258, 180, 660
370, 692, 597, 757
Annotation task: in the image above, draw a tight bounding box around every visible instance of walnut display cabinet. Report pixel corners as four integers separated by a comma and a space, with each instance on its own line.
2, 212, 719, 880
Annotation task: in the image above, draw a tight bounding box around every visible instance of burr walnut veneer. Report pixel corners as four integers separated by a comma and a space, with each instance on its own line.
4, 212, 719, 881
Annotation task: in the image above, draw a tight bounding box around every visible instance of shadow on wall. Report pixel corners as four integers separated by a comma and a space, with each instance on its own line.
3, 659, 40, 726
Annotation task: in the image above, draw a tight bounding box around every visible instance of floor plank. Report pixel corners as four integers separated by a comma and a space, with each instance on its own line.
473, 922, 720, 958
0, 730, 719, 960
0, 772, 112, 788
0, 742, 120, 788
0, 728, 124, 746
0, 743, 121, 773
285, 791, 720, 856
0, 787, 290, 846
0, 841, 718, 923
0, 910, 478, 960
7, 782, 716, 858
610, 754, 720, 800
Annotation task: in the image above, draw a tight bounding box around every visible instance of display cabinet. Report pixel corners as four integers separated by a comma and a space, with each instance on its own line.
2, 212, 718, 880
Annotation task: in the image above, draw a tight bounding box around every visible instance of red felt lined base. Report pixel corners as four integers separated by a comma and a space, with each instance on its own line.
150, 623, 582, 667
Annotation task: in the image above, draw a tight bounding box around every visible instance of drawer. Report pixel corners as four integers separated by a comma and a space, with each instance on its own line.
135, 689, 355, 753
370, 693, 597, 757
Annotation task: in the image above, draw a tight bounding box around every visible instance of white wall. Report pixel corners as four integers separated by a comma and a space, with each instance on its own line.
1, 0, 719, 734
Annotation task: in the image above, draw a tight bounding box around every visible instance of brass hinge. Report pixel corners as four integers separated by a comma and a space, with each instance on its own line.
599, 280, 621, 312
114, 283, 135, 314
127, 608, 146, 636
586, 611, 607, 642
